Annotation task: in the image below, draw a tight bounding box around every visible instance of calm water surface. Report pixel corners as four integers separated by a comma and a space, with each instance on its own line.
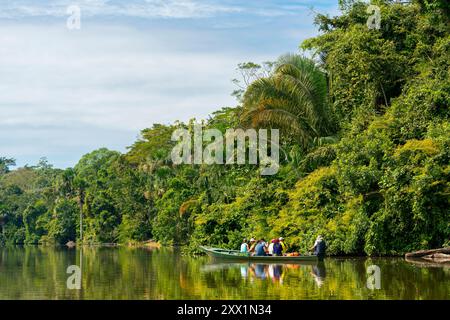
0, 246, 448, 300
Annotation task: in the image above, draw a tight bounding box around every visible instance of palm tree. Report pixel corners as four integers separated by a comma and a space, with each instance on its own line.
241, 54, 336, 149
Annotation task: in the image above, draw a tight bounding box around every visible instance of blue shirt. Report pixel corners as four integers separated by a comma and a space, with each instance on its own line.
255, 243, 266, 256
273, 242, 282, 255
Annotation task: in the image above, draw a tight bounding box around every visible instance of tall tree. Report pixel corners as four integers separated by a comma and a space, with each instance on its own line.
241, 54, 335, 149
0, 157, 16, 175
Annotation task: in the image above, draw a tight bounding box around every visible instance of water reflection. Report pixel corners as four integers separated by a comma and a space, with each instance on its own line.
0, 246, 448, 300
203, 262, 327, 287
311, 262, 326, 287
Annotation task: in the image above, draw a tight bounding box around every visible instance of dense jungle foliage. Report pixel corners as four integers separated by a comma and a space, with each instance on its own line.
0, 0, 448, 255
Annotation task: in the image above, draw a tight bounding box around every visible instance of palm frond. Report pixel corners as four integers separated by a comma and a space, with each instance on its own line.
240, 54, 336, 149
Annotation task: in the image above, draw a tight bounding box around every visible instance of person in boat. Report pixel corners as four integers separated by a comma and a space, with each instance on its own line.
272, 238, 283, 256
311, 235, 327, 260
240, 239, 249, 253
279, 237, 287, 252
248, 238, 257, 253
254, 239, 268, 256
268, 239, 275, 256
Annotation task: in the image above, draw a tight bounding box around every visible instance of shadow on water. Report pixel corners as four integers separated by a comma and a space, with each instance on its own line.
0, 246, 448, 300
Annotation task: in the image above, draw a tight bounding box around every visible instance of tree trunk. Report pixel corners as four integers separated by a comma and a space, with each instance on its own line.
405, 247, 450, 258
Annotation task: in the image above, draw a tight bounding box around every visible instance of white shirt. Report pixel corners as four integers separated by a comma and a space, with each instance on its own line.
268, 243, 274, 255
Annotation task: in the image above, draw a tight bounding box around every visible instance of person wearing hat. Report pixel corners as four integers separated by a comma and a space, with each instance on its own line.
272, 238, 283, 256
311, 235, 326, 260
248, 238, 257, 253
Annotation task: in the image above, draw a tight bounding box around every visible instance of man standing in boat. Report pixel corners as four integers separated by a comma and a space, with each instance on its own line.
311, 235, 327, 260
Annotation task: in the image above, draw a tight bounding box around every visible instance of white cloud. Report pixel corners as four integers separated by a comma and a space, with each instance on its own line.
0, 0, 241, 19
0, 1, 339, 168
0, 0, 333, 20
0, 23, 266, 128
0, 22, 274, 167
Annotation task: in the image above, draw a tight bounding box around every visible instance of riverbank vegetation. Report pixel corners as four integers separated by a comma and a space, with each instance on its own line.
0, 0, 448, 255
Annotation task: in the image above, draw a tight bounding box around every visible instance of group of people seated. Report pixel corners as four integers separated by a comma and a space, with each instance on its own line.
240, 237, 288, 256
240, 236, 327, 258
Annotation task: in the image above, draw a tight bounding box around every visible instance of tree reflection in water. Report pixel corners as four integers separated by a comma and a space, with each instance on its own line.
0, 247, 448, 299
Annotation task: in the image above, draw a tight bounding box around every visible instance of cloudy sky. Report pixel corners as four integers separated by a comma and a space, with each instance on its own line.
0, 0, 339, 168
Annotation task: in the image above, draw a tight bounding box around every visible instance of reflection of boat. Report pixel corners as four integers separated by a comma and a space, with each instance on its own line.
200, 262, 312, 273
200, 246, 319, 263
200, 262, 249, 272
200, 261, 326, 286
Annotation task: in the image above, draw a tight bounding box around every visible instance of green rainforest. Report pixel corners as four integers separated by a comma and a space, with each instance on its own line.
0, 1, 449, 256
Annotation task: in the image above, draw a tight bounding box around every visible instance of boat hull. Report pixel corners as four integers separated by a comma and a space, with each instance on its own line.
200, 246, 320, 263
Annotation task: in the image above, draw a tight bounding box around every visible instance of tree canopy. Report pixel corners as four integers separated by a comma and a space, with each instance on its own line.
0, 0, 448, 255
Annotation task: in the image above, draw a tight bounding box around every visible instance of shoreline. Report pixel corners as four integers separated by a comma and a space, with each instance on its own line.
0, 243, 430, 258
2, 243, 448, 263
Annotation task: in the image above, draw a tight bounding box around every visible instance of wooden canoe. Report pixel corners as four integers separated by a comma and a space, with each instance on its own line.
200, 246, 320, 263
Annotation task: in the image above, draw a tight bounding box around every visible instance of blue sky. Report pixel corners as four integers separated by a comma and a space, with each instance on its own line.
0, 0, 339, 168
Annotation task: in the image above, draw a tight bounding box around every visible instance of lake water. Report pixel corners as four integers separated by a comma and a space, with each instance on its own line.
0, 246, 448, 300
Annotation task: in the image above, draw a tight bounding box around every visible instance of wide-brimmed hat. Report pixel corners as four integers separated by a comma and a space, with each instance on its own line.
250, 238, 256, 242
